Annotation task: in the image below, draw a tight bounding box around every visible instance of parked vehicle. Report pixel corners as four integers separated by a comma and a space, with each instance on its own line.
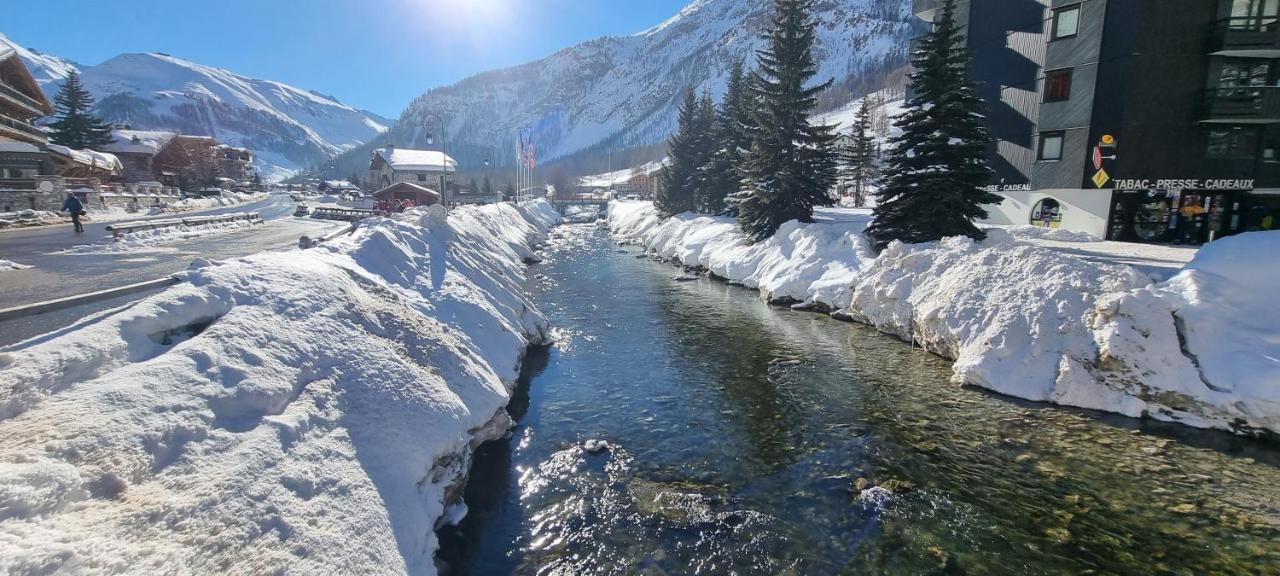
294, 203, 310, 217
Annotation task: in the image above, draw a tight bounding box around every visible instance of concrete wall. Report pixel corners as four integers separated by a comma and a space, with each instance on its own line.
982, 187, 1113, 236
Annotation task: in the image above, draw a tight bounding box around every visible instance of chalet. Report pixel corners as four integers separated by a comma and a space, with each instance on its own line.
368, 145, 457, 203
0, 43, 53, 179
372, 181, 440, 208
103, 130, 220, 191
216, 144, 254, 183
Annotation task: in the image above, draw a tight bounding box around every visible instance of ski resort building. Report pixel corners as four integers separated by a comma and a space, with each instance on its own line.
368, 145, 458, 204
102, 130, 222, 190
0, 43, 53, 181
917, 0, 1280, 242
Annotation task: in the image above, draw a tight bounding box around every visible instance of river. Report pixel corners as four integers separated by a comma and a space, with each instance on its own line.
438, 223, 1280, 575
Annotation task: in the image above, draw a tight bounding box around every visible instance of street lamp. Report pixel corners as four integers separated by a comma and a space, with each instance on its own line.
422, 112, 450, 204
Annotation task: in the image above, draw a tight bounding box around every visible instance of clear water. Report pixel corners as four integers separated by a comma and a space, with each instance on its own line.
438, 224, 1280, 575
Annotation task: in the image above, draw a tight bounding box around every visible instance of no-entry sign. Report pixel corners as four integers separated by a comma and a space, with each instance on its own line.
1093, 146, 1103, 171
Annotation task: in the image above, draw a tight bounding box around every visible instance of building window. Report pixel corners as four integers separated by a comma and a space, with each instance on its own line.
1031, 198, 1063, 228
1206, 128, 1259, 159
416, 174, 426, 182
1052, 5, 1081, 40
1038, 131, 1065, 161
1045, 69, 1073, 102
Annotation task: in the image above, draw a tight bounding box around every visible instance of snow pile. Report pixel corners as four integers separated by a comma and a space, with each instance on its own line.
563, 205, 603, 223
1085, 231, 1280, 433
61, 217, 261, 254
0, 200, 561, 574
166, 191, 268, 213
0, 210, 64, 229
610, 201, 1280, 436
0, 260, 31, 271
609, 201, 877, 309
845, 231, 1149, 400
1003, 224, 1101, 243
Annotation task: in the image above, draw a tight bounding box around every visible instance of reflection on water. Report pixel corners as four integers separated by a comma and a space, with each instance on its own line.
438, 224, 1280, 575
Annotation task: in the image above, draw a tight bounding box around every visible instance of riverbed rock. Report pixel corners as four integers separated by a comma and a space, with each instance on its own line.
583, 439, 610, 454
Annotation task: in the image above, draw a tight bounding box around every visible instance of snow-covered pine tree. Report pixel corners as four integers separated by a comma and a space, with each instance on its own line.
736, 0, 839, 242
47, 71, 115, 150
865, 0, 1001, 251
840, 97, 878, 207
657, 88, 701, 217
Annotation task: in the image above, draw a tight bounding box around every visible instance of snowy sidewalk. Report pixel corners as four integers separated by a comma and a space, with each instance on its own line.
1013, 236, 1198, 281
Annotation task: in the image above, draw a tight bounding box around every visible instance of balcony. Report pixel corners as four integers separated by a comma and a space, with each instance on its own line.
0, 82, 47, 117
0, 114, 48, 144
1209, 16, 1280, 57
1201, 86, 1280, 123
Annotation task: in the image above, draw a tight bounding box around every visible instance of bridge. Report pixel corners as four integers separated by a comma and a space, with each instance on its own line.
550, 194, 612, 212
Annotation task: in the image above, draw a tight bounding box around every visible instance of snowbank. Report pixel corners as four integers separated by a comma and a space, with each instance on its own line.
1086, 231, 1280, 434
0, 259, 31, 271
62, 217, 263, 254
0, 210, 64, 230
610, 201, 1280, 436
1002, 224, 1101, 243
0, 200, 561, 574
609, 201, 877, 309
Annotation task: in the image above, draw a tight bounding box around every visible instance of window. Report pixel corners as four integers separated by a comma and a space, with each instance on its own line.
1030, 198, 1063, 228
1206, 128, 1260, 159
1052, 5, 1081, 39
416, 174, 426, 182
1045, 69, 1073, 102
1038, 131, 1065, 161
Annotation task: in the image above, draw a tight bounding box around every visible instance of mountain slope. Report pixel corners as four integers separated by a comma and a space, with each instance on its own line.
0, 33, 388, 181
385, 0, 914, 173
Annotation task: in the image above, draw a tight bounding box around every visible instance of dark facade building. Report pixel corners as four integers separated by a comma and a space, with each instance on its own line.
916, 0, 1280, 242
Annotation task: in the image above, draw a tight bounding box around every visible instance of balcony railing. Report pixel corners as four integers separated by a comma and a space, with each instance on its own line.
1201, 86, 1280, 122
1210, 16, 1280, 54
0, 82, 46, 116
0, 114, 47, 141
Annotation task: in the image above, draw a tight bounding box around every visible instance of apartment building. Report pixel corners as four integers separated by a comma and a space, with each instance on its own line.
916, 0, 1280, 242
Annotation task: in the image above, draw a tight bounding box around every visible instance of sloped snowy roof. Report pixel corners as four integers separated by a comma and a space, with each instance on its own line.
103, 129, 178, 155
374, 147, 457, 172
46, 144, 123, 172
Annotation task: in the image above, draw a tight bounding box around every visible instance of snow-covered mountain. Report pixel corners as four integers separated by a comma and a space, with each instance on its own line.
387, 0, 914, 171
0, 32, 389, 181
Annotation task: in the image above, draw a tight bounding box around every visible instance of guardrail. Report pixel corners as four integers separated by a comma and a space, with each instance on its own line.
311, 207, 382, 222
104, 211, 261, 241
0, 276, 183, 323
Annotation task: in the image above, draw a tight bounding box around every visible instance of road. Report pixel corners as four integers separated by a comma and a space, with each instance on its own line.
0, 192, 345, 346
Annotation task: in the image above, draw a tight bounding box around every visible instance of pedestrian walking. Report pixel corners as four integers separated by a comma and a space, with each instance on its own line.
61, 191, 86, 233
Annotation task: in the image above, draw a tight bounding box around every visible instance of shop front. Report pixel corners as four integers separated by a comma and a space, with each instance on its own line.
1105, 184, 1264, 244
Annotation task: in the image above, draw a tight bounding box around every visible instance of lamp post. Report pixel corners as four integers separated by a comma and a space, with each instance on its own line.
423, 112, 450, 204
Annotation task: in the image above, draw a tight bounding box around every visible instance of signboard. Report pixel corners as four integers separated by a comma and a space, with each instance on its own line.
1100, 134, 1116, 147
1111, 179, 1254, 191
1092, 169, 1111, 188
1092, 146, 1103, 171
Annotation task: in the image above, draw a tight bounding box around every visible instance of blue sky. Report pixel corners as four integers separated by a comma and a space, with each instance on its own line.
3, 0, 691, 118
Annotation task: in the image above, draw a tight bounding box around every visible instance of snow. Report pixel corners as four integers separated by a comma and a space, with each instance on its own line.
0, 259, 31, 271
1002, 224, 1100, 243
374, 148, 457, 173
610, 201, 878, 310
0, 211, 64, 230
45, 144, 123, 172
0, 200, 561, 574
0, 142, 42, 154
102, 130, 177, 156
61, 215, 262, 255
610, 201, 1280, 436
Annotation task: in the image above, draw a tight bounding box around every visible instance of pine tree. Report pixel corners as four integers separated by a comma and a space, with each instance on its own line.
47, 70, 114, 150
736, 0, 839, 242
865, 0, 1000, 250
657, 88, 701, 217
700, 61, 752, 215
691, 92, 719, 212
482, 175, 493, 195
839, 97, 878, 207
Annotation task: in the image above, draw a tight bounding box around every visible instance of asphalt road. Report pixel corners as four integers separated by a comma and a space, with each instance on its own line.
0, 192, 344, 346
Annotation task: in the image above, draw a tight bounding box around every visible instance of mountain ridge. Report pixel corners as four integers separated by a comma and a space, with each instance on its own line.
0, 32, 389, 182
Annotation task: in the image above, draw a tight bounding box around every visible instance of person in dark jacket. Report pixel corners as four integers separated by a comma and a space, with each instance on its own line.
60, 191, 85, 233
